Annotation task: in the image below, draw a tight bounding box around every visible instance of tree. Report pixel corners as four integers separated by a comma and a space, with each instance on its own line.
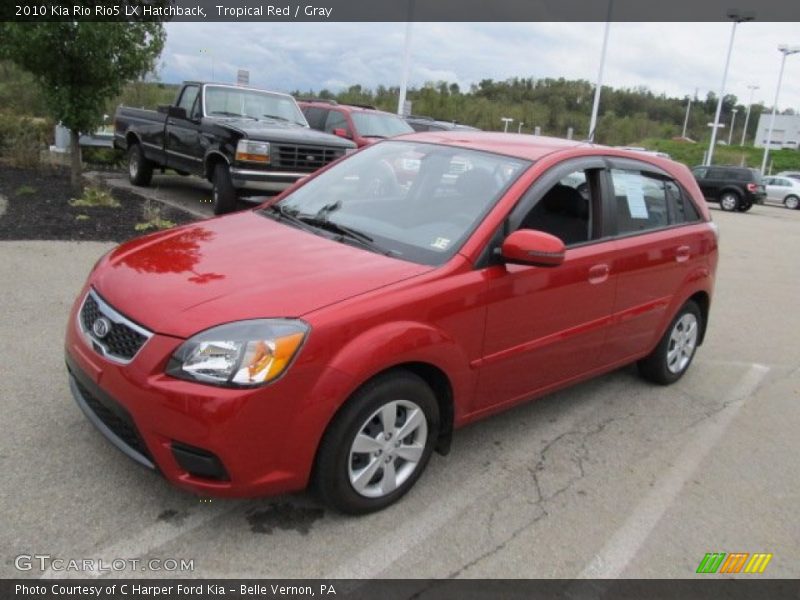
0, 18, 165, 190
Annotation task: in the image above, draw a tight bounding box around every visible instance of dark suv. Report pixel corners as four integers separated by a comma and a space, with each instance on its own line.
691, 165, 766, 212
298, 99, 414, 148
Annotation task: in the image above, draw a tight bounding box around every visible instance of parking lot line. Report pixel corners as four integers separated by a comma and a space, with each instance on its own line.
577, 363, 770, 579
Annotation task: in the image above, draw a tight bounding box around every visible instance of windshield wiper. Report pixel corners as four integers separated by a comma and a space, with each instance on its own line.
262, 114, 293, 122
209, 111, 257, 120
264, 204, 395, 256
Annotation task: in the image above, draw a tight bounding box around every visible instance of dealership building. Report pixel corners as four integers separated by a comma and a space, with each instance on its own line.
754, 113, 800, 149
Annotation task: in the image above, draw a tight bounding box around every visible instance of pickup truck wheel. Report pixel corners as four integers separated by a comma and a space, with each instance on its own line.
718, 191, 740, 212
212, 163, 237, 215
784, 195, 800, 210
128, 144, 153, 186
314, 371, 439, 514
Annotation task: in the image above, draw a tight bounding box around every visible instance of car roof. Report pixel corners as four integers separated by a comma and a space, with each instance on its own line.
394, 131, 590, 161
298, 100, 393, 115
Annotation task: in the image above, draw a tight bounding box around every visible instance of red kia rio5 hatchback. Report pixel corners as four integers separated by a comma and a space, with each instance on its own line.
65, 133, 718, 514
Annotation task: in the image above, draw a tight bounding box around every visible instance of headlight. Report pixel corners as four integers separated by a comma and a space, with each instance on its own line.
235, 139, 270, 163
166, 319, 308, 387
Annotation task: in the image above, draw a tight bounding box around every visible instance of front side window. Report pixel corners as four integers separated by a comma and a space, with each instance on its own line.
519, 170, 592, 246
204, 86, 307, 126
324, 110, 349, 134
351, 112, 414, 138
269, 141, 530, 265
178, 86, 199, 113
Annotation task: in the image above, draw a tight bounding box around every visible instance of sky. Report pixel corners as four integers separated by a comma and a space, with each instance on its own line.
160, 22, 800, 115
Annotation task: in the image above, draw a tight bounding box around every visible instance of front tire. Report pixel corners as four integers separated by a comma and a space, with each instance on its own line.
718, 191, 740, 212
314, 371, 439, 514
212, 163, 237, 215
784, 195, 800, 210
637, 300, 702, 385
128, 143, 153, 186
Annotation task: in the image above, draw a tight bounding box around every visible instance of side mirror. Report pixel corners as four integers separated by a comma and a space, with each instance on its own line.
333, 127, 351, 139
167, 105, 188, 120
501, 229, 566, 267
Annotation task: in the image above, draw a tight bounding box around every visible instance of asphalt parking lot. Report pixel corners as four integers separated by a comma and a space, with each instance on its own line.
1, 201, 798, 579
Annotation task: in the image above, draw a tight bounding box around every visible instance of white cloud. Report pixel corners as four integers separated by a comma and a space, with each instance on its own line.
160, 22, 800, 111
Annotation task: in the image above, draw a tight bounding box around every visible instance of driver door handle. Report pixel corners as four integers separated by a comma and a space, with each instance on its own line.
588, 264, 610, 284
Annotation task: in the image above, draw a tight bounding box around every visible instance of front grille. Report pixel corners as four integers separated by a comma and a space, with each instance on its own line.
79, 291, 150, 362
273, 144, 345, 172
74, 377, 153, 461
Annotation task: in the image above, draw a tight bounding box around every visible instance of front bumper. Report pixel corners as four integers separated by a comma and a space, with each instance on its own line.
230, 167, 309, 193
64, 290, 340, 498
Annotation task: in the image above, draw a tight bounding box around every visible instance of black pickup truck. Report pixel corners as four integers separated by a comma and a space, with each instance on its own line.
113, 82, 356, 214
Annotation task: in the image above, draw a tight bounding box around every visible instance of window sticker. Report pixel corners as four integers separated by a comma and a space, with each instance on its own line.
430, 237, 451, 250
615, 173, 649, 219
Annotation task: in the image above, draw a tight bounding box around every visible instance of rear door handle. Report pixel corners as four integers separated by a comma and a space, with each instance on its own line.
588, 264, 610, 284
676, 245, 691, 263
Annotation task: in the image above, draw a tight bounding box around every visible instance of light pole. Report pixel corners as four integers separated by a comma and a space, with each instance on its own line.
517, 122, 524, 134
740, 84, 759, 145
727, 109, 738, 145
396, 1, 415, 116
761, 45, 800, 174
501, 117, 513, 133
706, 11, 754, 166
588, 0, 613, 141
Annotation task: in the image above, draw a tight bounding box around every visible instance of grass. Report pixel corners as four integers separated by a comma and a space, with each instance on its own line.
15, 184, 36, 196
69, 186, 120, 208
135, 199, 175, 232
75, 214, 90, 221
639, 138, 800, 173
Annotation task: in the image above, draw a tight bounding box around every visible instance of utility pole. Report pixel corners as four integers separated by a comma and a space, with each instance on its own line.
727, 109, 738, 145
761, 45, 800, 174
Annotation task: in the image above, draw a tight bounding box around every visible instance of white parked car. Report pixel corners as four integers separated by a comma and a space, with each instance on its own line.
763, 175, 800, 209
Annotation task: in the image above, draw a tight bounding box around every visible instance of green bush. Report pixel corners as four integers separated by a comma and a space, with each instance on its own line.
0, 113, 52, 169
82, 146, 124, 168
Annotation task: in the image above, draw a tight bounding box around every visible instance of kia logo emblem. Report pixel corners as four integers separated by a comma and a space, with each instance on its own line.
92, 317, 112, 338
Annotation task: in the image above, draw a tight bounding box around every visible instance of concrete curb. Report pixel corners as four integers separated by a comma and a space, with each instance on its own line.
85, 171, 210, 220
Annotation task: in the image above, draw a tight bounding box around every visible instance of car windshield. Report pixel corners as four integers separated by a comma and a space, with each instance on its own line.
204, 86, 307, 126
351, 112, 414, 138
266, 141, 530, 265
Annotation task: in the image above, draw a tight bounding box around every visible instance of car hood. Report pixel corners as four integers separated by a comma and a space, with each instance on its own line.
214, 118, 355, 148
92, 212, 431, 338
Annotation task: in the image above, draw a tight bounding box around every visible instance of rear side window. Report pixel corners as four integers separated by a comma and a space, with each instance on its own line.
706, 167, 726, 179
610, 169, 670, 234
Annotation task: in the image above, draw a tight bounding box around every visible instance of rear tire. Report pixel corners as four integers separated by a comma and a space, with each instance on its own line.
637, 300, 702, 385
314, 370, 439, 514
212, 163, 237, 215
784, 195, 800, 210
718, 191, 740, 212
128, 143, 153, 186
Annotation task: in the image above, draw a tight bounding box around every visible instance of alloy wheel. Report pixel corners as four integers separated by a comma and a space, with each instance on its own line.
347, 399, 428, 498
666, 313, 698, 374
